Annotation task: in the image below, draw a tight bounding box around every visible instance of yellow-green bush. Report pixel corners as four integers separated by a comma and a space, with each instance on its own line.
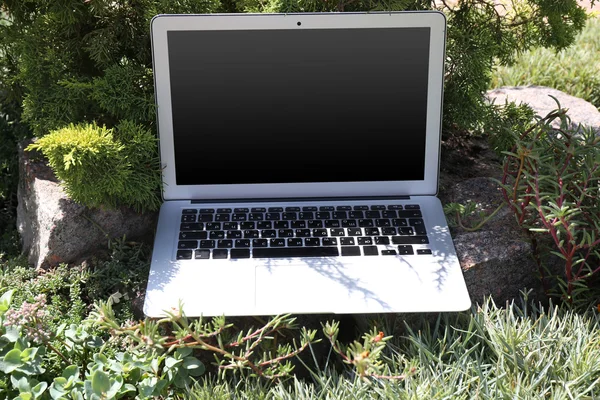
28, 122, 161, 213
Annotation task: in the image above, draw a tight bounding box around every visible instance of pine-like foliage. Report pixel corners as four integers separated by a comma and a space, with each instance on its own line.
28, 122, 162, 213
0, 0, 592, 212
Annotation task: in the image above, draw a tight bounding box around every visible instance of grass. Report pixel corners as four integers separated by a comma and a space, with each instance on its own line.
188, 294, 600, 399
491, 16, 600, 109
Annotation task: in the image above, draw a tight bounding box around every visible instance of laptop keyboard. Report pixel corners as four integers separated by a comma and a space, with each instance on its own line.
176, 204, 431, 260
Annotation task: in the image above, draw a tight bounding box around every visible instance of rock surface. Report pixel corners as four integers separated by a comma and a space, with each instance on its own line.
17, 139, 157, 269
487, 85, 600, 134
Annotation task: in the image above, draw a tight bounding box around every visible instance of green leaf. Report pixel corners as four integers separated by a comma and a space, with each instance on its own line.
165, 357, 181, 369
91, 370, 110, 396
176, 347, 193, 358
0, 289, 14, 316
105, 376, 123, 399
182, 357, 205, 377
0, 348, 23, 373
32, 382, 47, 398
62, 365, 79, 380
3, 326, 20, 342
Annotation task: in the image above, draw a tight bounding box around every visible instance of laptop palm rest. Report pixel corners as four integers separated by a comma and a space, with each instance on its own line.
255, 257, 450, 314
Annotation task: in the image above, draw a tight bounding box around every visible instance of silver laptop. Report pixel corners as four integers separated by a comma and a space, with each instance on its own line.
144, 11, 471, 317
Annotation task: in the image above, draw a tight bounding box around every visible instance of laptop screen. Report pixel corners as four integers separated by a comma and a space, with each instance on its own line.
167, 27, 430, 186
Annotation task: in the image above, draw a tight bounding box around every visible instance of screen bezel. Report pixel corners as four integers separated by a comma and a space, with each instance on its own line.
151, 12, 446, 201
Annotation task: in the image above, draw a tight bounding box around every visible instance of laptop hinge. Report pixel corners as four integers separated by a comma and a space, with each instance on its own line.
190, 195, 410, 204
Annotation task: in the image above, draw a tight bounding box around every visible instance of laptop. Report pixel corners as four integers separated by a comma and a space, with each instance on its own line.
144, 11, 471, 317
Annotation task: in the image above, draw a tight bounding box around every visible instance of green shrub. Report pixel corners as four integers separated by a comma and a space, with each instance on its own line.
492, 16, 600, 108
28, 121, 162, 212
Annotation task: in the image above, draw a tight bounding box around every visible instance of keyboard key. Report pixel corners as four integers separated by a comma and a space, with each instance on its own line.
342, 219, 357, 228
181, 215, 196, 222
285, 207, 301, 212
382, 250, 397, 256
398, 245, 414, 255
240, 222, 255, 230
261, 230, 277, 238
291, 221, 306, 228
324, 220, 340, 228
234, 208, 249, 213
417, 249, 432, 255
209, 231, 225, 239
195, 250, 210, 259
231, 249, 250, 259
353, 205, 369, 210
282, 212, 297, 220
315, 212, 331, 219
180, 223, 203, 231
179, 232, 207, 240
177, 250, 192, 259
322, 237, 338, 246
405, 205, 420, 210
295, 229, 311, 237
199, 208, 215, 213
244, 230, 259, 238
409, 218, 424, 226
340, 237, 355, 246
365, 228, 380, 236
215, 213, 230, 221
337, 206, 352, 211
252, 239, 268, 247
198, 214, 214, 222
217, 208, 232, 213
299, 212, 314, 219
381, 211, 397, 218
375, 237, 390, 245
270, 239, 286, 247
257, 221, 272, 229
358, 237, 373, 245
333, 211, 347, 219
399, 227, 415, 235
217, 239, 233, 248
226, 231, 242, 239
200, 240, 215, 248
249, 213, 264, 221
330, 228, 345, 236
393, 236, 429, 244
349, 211, 364, 218
308, 220, 323, 228
266, 213, 280, 221
365, 211, 380, 218
382, 227, 397, 236
341, 246, 361, 256
287, 238, 303, 247
415, 226, 427, 235
363, 246, 378, 256
371, 205, 386, 210
178, 240, 197, 249
278, 229, 294, 237
251, 207, 266, 212
398, 210, 422, 218
206, 222, 221, 230
232, 213, 247, 221
388, 205, 403, 210
235, 239, 251, 248
253, 247, 339, 258
358, 219, 374, 227
274, 221, 289, 229
182, 209, 198, 214
319, 206, 334, 211
213, 249, 228, 259
347, 228, 362, 236
223, 222, 238, 230
392, 219, 408, 227
305, 238, 321, 246
312, 229, 328, 237
302, 206, 317, 211
375, 219, 391, 227
268, 207, 283, 212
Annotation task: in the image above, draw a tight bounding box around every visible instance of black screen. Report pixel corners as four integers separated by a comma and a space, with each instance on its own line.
167, 28, 430, 185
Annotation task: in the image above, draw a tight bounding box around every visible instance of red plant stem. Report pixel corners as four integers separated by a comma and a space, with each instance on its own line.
258, 342, 310, 367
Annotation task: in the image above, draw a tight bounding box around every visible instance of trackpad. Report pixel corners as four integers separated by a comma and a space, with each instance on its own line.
255, 262, 411, 314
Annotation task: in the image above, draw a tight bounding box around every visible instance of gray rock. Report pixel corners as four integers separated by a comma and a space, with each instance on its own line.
17, 139, 157, 269
445, 177, 542, 305
487, 85, 600, 134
